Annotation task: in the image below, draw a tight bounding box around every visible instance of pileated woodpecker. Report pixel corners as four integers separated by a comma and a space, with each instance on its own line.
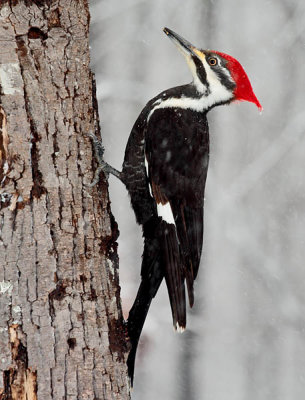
90, 27, 261, 386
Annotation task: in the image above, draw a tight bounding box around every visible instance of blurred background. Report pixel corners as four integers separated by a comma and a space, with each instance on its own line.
90, 1, 305, 399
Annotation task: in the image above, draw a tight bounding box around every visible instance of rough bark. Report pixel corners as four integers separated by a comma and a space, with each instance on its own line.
0, 1, 130, 399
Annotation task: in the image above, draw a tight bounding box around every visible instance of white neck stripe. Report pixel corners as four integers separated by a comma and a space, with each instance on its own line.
147, 88, 233, 121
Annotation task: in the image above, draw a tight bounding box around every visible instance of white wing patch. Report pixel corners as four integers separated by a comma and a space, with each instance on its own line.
157, 202, 176, 226
144, 155, 153, 197
144, 155, 149, 177
145, 154, 175, 225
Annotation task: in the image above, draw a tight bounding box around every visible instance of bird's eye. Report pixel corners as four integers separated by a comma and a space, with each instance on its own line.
208, 57, 218, 66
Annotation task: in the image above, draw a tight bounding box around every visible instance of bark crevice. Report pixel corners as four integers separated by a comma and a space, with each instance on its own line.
0, 1, 130, 399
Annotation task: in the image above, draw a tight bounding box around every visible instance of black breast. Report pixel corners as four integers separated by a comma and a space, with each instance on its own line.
122, 87, 210, 225
146, 107, 209, 205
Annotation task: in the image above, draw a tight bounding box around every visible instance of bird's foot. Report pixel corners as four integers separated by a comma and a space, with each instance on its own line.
87, 132, 122, 186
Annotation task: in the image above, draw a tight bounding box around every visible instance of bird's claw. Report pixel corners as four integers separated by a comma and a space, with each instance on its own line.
87, 132, 108, 186
87, 132, 105, 164
87, 132, 123, 186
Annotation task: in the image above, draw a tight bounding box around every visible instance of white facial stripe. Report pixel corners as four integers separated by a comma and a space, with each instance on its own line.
147, 55, 233, 121
201, 56, 234, 105
218, 58, 234, 81
157, 202, 176, 225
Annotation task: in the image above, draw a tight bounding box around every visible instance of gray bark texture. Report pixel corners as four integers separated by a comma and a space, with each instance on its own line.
0, 1, 130, 399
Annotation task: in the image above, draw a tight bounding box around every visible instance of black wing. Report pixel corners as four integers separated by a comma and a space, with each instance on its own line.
122, 104, 156, 225
146, 106, 209, 313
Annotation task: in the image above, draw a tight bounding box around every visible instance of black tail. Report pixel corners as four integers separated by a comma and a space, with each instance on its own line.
160, 220, 186, 331
171, 202, 204, 307
127, 215, 190, 384
127, 217, 164, 386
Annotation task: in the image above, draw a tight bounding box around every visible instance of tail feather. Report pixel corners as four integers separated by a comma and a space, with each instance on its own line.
127, 217, 163, 386
160, 221, 186, 330
171, 202, 204, 307
184, 205, 203, 280
127, 277, 162, 386
127, 209, 200, 384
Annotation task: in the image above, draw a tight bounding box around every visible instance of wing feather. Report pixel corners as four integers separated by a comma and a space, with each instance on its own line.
145, 107, 209, 324
159, 220, 186, 330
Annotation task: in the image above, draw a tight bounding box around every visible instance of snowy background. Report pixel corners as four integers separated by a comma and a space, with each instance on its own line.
90, 1, 305, 399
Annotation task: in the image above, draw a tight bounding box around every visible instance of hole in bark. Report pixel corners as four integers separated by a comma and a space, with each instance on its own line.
67, 338, 77, 350
49, 281, 67, 301
89, 287, 97, 301
3, 370, 11, 397
28, 27, 48, 41
15, 341, 28, 367
48, 281, 68, 317
79, 274, 87, 283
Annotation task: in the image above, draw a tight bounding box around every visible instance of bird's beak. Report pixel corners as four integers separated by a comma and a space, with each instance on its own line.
163, 27, 196, 58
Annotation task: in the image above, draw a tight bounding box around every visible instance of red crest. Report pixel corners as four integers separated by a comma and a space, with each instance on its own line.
214, 51, 262, 111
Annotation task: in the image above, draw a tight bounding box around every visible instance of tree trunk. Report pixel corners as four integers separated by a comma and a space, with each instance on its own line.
0, 1, 130, 399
